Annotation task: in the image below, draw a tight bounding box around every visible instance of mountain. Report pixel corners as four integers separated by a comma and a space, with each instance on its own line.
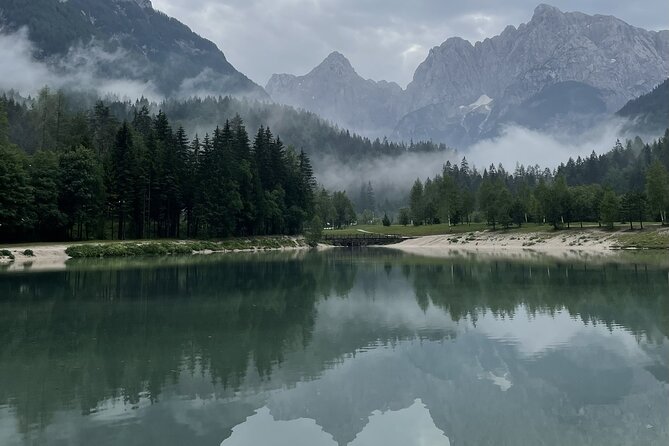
267, 4, 669, 147
617, 78, 669, 134
0, 0, 266, 98
266, 52, 404, 136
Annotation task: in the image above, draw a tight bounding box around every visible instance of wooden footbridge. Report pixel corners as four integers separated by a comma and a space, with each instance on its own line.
322, 233, 409, 247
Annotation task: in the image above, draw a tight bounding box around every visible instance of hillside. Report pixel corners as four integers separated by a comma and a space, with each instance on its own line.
0, 0, 266, 98
617, 78, 669, 134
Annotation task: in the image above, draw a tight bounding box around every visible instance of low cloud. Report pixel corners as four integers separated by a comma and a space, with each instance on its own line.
465, 120, 635, 172
313, 150, 455, 203
0, 27, 161, 100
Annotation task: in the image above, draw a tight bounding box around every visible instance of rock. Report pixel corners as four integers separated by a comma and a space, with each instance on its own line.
267, 4, 669, 147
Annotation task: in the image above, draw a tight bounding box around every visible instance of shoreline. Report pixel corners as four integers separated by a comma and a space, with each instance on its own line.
385, 227, 669, 261
0, 238, 326, 272
2, 228, 667, 272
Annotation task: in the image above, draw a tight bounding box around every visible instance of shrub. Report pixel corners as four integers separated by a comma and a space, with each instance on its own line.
382, 213, 392, 227
1, 249, 15, 260
23, 249, 34, 257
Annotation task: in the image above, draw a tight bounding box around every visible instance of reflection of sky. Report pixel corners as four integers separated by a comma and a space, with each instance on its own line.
474, 307, 648, 359
1, 267, 668, 445
221, 400, 450, 446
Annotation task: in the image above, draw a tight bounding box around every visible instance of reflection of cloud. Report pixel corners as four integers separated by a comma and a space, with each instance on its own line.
351, 399, 450, 446
222, 400, 451, 446
474, 307, 648, 358
221, 407, 335, 446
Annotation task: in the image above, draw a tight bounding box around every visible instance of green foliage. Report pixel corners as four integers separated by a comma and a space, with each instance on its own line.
382, 213, 392, 227
0, 95, 319, 243
0, 249, 15, 260
65, 238, 302, 258
0, 144, 34, 240
331, 191, 356, 229
599, 190, 619, 229
398, 208, 410, 226
646, 161, 669, 224
479, 174, 511, 230
409, 179, 424, 225
22, 249, 34, 257
304, 216, 324, 247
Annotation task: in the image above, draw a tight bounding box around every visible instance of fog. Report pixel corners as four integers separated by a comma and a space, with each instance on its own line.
0, 27, 161, 100
314, 150, 456, 206
313, 118, 654, 209
466, 119, 635, 171
1, 26, 651, 207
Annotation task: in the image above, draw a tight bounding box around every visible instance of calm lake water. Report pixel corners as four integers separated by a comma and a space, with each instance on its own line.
0, 250, 668, 445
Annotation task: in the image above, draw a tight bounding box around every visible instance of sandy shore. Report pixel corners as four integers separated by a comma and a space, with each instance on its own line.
0, 244, 72, 272
388, 229, 622, 261
0, 239, 324, 273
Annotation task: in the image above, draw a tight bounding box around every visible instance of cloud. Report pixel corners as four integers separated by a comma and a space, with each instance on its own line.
152, 0, 669, 87
465, 120, 633, 172
314, 150, 455, 198
0, 27, 161, 99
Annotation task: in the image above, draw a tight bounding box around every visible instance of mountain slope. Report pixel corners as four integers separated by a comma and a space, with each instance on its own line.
0, 0, 266, 98
617, 78, 669, 133
267, 4, 669, 147
266, 52, 404, 137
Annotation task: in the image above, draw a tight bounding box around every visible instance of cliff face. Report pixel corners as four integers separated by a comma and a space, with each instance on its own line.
267, 4, 669, 147
267, 52, 405, 136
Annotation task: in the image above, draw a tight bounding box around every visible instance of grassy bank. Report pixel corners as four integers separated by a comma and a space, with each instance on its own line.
65, 237, 305, 258
614, 230, 669, 250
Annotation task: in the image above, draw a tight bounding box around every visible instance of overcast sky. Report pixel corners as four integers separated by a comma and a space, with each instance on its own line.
152, 0, 669, 88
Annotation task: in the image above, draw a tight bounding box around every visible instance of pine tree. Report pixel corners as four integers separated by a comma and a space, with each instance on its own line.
646, 161, 669, 224
409, 179, 424, 225
599, 190, 619, 230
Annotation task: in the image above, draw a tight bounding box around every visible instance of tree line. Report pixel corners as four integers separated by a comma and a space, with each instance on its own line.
406, 132, 669, 229
0, 96, 358, 243
3, 89, 451, 162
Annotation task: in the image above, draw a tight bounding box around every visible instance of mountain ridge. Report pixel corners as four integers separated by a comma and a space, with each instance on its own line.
266, 4, 669, 147
0, 0, 267, 98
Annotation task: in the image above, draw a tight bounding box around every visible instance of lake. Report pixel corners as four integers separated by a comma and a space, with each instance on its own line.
0, 249, 667, 445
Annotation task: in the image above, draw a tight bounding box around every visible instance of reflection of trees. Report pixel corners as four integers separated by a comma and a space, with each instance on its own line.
0, 251, 357, 433
408, 259, 669, 340
0, 250, 667, 439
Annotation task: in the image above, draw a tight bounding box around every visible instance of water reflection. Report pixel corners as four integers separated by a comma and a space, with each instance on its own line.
0, 250, 667, 445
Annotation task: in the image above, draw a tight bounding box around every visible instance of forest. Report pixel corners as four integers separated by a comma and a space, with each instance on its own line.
403, 133, 669, 230
0, 91, 360, 243
1, 87, 668, 244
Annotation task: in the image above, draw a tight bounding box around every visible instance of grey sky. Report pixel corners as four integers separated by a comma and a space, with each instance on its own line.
151, 0, 669, 88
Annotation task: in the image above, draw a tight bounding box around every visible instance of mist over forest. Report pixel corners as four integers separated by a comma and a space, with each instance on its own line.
0, 0, 668, 244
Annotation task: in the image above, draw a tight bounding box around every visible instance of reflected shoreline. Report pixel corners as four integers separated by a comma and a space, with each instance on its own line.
0, 250, 667, 445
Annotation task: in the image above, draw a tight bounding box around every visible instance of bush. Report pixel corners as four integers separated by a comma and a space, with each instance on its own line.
382, 213, 392, 227
1, 249, 15, 260
22, 249, 34, 257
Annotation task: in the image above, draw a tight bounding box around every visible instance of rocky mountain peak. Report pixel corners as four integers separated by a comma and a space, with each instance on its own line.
311, 51, 357, 77
267, 4, 669, 148
532, 3, 563, 20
